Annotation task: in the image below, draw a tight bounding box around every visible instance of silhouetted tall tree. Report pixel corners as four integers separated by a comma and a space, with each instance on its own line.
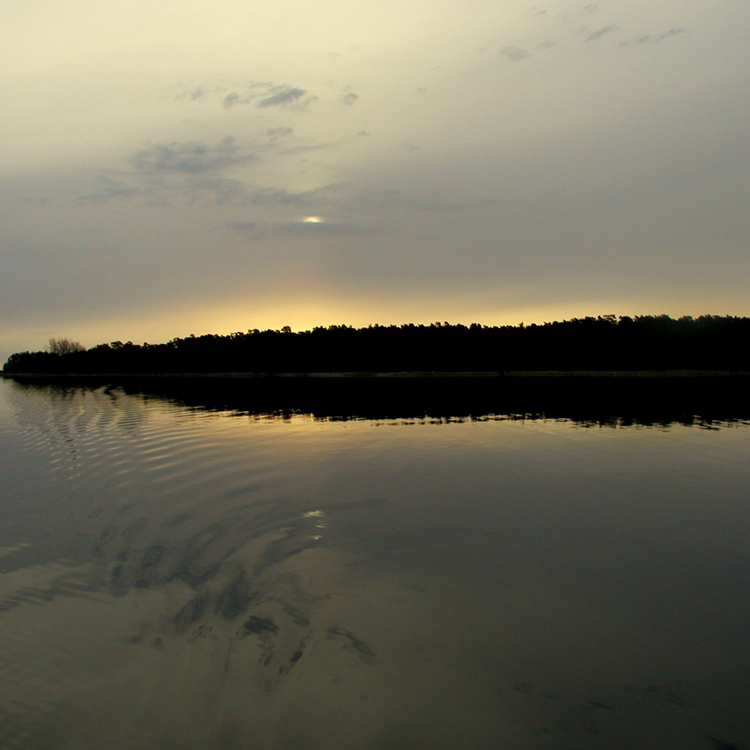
47, 338, 85, 356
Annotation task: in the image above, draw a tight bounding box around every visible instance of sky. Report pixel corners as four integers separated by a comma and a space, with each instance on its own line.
2, 0, 749, 362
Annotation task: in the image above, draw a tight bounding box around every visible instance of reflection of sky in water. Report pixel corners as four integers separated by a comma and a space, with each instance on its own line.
0, 380, 749, 749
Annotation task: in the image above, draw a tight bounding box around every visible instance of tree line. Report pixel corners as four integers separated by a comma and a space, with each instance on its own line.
4, 315, 750, 374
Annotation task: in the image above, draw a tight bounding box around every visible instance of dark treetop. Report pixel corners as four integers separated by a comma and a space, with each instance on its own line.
4, 315, 750, 375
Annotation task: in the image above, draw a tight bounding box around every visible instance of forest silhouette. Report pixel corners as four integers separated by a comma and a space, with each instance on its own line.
4, 315, 750, 375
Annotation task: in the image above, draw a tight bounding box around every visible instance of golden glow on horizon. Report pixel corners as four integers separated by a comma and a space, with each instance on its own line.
3, 283, 741, 361
301, 216, 323, 223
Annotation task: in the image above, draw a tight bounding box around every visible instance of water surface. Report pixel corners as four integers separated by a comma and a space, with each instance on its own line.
0, 378, 749, 749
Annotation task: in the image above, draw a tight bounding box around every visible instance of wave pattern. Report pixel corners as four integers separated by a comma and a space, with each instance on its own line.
1, 380, 750, 749
0, 382, 392, 748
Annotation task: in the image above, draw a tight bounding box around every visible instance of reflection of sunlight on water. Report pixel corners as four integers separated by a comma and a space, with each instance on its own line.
303, 510, 326, 537
0, 380, 750, 748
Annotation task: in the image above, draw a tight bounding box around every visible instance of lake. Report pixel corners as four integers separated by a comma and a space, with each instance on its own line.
0, 377, 749, 750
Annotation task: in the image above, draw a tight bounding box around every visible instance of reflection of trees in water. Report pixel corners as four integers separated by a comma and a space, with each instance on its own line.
8, 381, 148, 447
6, 375, 750, 430
115, 376, 750, 431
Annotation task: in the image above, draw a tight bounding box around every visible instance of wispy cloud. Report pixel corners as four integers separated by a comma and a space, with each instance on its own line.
77, 174, 141, 203
78, 137, 255, 205
500, 46, 531, 62
174, 80, 319, 111
620, 28, 687, 47
222, 92, 241, 108
258, 86, 308, 108
267, 127, 293, 139
586, 25, 618, 42
278, 143, 330, 156
246, 183, 346, 208
184, 86, 206, 101
74, 106, 365, 213
131, 137, 252, 175
225, 219, 378, 238
347, 187, 469, 213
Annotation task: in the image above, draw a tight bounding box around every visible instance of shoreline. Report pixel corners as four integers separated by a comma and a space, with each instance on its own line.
3, 370, 750, 379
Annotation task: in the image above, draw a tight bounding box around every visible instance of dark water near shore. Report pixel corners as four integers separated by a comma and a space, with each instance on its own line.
1, 377, 749, 749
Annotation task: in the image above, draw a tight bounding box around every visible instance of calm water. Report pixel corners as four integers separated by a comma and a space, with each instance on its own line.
1, 378, 749, 750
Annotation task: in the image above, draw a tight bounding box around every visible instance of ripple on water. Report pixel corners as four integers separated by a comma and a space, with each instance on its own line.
1, 380, 750, 749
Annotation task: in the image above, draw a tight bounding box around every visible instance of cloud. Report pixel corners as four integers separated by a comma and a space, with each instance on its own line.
223, 92, 240, 108
267, 127, 293, 138
185, 87, 206, 101
278, 143, 330, 156
347, 187, 467, 213
620, 28, 687, 47
77, 174, 140, 203
586, 25, 618, 42
172, 85, 209, 102
79, 130, 346, 209
80, 137, 256, 205
258, 86, 307, 108
178, 175, 246, 205
175, 81, 318, 111
500, 46, 531, 62
225, 219, 378, 238
225, 221, 258, 232
340, 92, 359, 106
246, 184, 345, 207
131, 137, 251, 175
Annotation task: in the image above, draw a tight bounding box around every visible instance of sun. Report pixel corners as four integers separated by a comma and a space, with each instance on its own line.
301, 216, 323, 223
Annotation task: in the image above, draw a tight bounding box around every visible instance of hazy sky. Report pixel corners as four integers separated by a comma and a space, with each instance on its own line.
2, 0, 749, 361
